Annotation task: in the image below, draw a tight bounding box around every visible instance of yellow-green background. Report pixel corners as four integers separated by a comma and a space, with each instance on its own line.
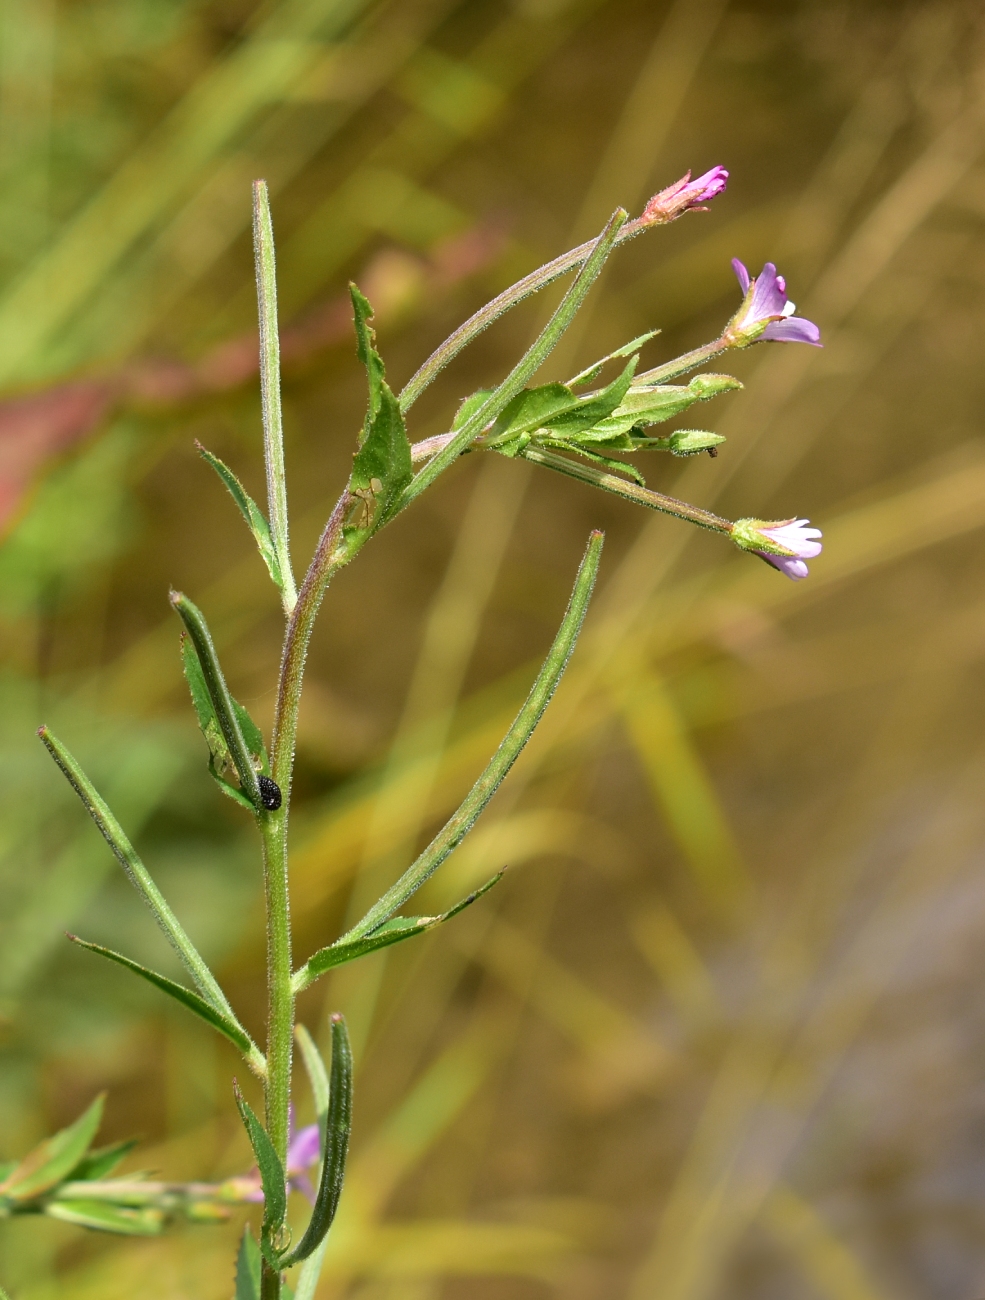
2, 0, 985, 1295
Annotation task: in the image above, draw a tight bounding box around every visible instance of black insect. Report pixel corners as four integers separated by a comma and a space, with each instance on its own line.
257, 774, 282, 811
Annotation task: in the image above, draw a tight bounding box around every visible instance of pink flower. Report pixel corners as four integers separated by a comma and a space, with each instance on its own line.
641, 166, 729, 225
724, 260, 821, 348
732, 517, 823, 580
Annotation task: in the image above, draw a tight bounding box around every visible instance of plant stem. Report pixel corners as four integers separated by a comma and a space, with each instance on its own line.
634, 335, 730, 386
398, 209, 666, 411
520, 447, 735, 535
397, 209, 628, 514
253, 180, 297, 615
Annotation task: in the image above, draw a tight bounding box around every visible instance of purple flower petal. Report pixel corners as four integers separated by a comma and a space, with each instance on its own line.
757, 551, 810, 580
690, 165, 729, 203
290, 1171, 317, 1204
286, 1122, 321, 1173
731, 258, 751, 294
762, 316, 822, 346
748, 263, 787, 322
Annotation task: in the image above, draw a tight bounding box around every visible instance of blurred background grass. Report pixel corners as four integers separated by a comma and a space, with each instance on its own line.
1, 0, 985, 1295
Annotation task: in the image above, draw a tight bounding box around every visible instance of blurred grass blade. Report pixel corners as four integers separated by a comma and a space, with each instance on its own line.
281, 1014, 352, 1267
44, 1198, 164, 1236
235, 1227, 263, 1300
292, 1236, 330, 1300
398, 211, 628, 510
342, 530, 604, 941
295, 1025, 330, 1122
68, 935, 263, 1072
0, 1094, 103, 1203
253, 180, 296, 613
68, 1140, 138, 1183
196, 443, 284, 591
37, 727, 236, 1017
171, 592, 265, 811
234, 1085, 286, 1246
293, 870, 505, 991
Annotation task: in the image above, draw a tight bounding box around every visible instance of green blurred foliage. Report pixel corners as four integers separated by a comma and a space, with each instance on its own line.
3, 0, 985, 1297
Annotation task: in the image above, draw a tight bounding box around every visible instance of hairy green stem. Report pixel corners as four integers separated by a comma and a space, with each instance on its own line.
520, 447, 735, 535
254, 180, 297, 615
634, 335, 730, 386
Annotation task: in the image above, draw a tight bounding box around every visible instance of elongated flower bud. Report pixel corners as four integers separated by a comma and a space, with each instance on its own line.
640, 166, 729, 225
732, 516, 823, 580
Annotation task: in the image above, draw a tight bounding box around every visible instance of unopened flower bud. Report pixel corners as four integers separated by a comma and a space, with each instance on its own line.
640, 166, 729, 226
732, 516, 822, 580
667, 429, 726, 457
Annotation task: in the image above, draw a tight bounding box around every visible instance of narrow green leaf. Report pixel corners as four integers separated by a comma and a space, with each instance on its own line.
294, 871, 505, 991
0, 1095, 103, 1203
196, 443, 283, 590
68, 1140, 137, 1182
487, 383, 580, 447
295, 1025, 329, 1123
399, 208, 628, 513
182, 634, 269, 782
568, 330, 661, 387
68, 936, 262, 1069
280, 1015, 352, 1267
235, 1226, 263, 1300
344, 286, 413, 547
253, 179, 297, 613
234, 1085, 286, 1235
542, 356, 638, 438
452, 389, 493, 432
44, 1198, 163, 1235
342, 530, 604, 941
171, 592, 265, 812
533, 444, 646, 487
38, 727, 236, 1017
350, 284, 385, 441
0, 1279, 10, 1300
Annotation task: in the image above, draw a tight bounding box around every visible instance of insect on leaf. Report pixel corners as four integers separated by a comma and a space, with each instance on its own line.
294, 871, 505, 991
196, 444, 284, 591
45, 1198, 164, 1236
68, 936, 261, 1065
0, 1095, 104, 1203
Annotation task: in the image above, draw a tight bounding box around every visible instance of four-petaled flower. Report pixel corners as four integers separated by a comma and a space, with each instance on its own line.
724, 260, 821, 349
641, 166, 729, 225
731, 517, 823, 581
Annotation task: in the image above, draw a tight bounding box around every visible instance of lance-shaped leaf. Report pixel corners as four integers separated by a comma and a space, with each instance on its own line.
68, 1139, 137, 1183
293, 871, 505, 992
196, 443, 284, 591
171, 592, 269, 813
590, 372, 741, 443
68, 936, 263, 1072
234, 1085, 286, 1245
343, 286, 413, 549
568, 330, 660, 387
180, 632, 271, 812
236, 1226, 263, 1300
38, 727, 236, 1017
342, 530, 603, 943
45, 1198, 164, 1235
281, 1015, 352, 1267
485, 359, 638, 459
0, 1095, 103, 1204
